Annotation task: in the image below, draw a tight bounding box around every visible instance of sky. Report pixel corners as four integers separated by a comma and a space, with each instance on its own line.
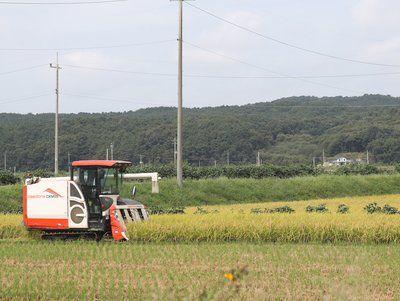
0, 0, 399, 113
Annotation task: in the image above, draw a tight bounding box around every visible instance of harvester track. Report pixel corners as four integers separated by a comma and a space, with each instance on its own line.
41, 231, 107, 241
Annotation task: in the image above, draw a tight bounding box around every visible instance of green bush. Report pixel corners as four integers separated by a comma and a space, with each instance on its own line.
149, 206, 185, 215
364, 203, 382, 214
250, 208, 263, 214
0, 171, 20, 185
127, 163, 318, 179
127, 163, 387, 180
334, 164, 380, 176
194, 207, 210, 215
337, 204, 349, 214
382, 204, 399, 215
266, 206, 295, 213
306, 204, 328, 213
364, 203, 399, 214
24, 169, 53, 178
250, 206, 295, 214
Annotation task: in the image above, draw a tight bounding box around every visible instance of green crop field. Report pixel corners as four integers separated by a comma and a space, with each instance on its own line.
1, 241, 399, 300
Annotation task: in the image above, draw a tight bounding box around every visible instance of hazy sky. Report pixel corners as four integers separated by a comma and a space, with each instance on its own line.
0, 0, 399, 113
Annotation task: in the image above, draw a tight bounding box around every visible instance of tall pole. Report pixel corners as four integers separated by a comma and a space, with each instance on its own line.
176, 0, 184, 187
110, 142, 114, 160
68, 152, 71, 173
227, 151, 230, 165
257, 151, 261, 166
4, 151, 6, 170
106, 148, 109, 160
173, 137, 177, 164
367, 150, 369, 164
50, 53, 61, 176
322, 149, 325, 166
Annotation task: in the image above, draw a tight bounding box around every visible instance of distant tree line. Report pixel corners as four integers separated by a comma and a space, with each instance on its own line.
2, 95, 400, 171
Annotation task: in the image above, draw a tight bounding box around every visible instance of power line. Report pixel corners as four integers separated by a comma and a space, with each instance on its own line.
0, 64, 46, 76
62, 63, 400, 80
185, 2, 400, 68
0, 93, 51, 105
184, 41, 363, 94
61, 92, 170, 106
63, 64, 177, 77
0, 39, 174, 51
0, 0, 127, 4
186, 72, 400, 79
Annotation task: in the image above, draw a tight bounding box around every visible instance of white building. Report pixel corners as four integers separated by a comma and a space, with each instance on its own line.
331, 157, 352, 166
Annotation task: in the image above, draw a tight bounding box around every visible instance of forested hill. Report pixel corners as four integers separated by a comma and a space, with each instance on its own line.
2, 94, 400, 170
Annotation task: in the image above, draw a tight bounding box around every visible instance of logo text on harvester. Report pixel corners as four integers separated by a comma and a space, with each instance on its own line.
28, 188, 63, 199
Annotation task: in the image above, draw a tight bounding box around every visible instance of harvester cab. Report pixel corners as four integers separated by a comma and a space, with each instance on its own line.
23, 160, 149, 241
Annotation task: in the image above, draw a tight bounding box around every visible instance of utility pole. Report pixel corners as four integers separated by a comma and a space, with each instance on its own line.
214, 160, 217, 167
176, 0, 184, 187
227, 151, 230, 165
256, 151, 261, 166
4, 151, 6, 170
313, 157, 316, 169
106, 148, 109, 160
173, 137, 177, 164
322, 149, 326, 166
68, 152, 71, 173
140, 154, 143, 166
110, 143, 114, 160
50, 53, 61, 176
366, 150, 369, 164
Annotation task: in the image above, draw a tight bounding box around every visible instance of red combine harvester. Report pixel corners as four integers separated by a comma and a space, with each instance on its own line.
23, 160, 149, 241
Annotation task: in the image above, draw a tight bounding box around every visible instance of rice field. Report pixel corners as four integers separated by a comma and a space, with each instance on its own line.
1, 241, 400, 300
2, 195, 400, 243
127, 195, 400, 243
2, 195, 400, 300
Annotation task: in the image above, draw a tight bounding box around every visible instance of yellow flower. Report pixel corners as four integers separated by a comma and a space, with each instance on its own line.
224, 273, 234, 281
